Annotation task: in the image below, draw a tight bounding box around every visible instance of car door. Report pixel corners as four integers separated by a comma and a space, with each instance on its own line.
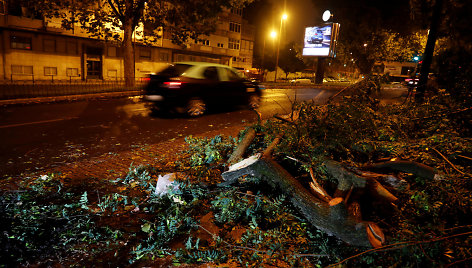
200, 66, 220, 101
218, 67, 247, 104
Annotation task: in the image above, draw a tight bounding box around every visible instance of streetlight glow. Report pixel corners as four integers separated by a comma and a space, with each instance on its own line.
275, 12, 288, 82
270, 31, 277, 38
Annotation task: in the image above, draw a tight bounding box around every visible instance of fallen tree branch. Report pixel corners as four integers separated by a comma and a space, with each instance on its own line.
364, 160, 438, 180
412, 106, 472, 121
327, 231, 472, 268
351, 169, 409, 191
323, 161, 398, 203
458, 155, 472, 161
309, 167, 332, 202
274, 114, 296, 124
196, 224, 328, 258
228, 128, 256, 165
262, 136, 282, 157
221, 155, 383, 248
431, 147, 471, 176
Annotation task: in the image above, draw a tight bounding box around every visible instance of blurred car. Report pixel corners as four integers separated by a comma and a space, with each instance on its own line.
290, 78, 312, 84
143, 62, 263, 116
404, 78, 419, 89
323, 76, 338, 83
308, 30, 324, 44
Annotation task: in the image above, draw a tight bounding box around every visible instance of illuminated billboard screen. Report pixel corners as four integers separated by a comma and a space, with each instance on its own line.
302, 23, 339, 57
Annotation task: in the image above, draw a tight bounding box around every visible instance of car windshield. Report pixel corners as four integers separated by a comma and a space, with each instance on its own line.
159, 64, 192, 77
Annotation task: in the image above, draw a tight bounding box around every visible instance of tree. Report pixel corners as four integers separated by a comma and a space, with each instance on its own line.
310, 0, 419, 75
24, 0, 252, 86
411, 0, 472, 102
278, 42, 306, 80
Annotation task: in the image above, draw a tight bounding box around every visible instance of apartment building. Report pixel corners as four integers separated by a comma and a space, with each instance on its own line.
0, 2, 255, 81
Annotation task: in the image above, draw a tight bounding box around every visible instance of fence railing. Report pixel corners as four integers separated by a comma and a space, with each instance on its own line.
0, 78, 148, 100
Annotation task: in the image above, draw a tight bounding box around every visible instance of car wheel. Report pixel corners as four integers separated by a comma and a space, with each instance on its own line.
187, 98, 206, 117
248, 94, 261, 109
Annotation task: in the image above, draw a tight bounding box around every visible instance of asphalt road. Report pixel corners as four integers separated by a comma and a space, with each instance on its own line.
0, 87, 334, 178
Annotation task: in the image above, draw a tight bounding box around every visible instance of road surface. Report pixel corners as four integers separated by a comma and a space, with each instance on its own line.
0, 87, 334, 178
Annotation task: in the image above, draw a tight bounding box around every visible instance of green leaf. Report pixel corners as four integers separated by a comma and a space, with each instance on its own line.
141, 223, 151, 233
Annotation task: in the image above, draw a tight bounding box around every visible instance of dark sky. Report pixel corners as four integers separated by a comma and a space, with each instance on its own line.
246, 0, 413, 47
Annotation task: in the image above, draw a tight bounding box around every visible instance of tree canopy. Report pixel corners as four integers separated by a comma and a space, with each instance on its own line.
278, 42, 306, 79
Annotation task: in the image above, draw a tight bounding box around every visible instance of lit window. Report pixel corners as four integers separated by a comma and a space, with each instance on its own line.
11, 36, 32, 50
66, 68, 79, 77
107, 69, 117, 78
229, 22, 241, 33
228, 38, 240, 50
44, 67, 57, 76
11, 65, 33, 75
159, 52, 169, 62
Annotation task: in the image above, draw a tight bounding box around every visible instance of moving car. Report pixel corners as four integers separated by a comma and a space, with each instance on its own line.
404, 78, 419, 89
290, 78, 312, 84
143, 62, 263, 116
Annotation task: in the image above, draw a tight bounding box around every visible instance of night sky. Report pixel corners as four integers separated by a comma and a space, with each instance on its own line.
246, 0, 414, 48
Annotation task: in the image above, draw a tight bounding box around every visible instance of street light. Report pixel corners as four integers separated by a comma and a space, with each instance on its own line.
261, 30, 277, 82
274, 13, 287, 83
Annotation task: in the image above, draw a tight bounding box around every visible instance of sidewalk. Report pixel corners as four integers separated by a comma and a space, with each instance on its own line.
43, 123, 247, 181
0, 90, 141, 106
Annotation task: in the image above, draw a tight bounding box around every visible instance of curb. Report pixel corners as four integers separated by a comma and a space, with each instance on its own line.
0, 91, 142, 106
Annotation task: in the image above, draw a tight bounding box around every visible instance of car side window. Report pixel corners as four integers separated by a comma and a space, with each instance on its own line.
225, 68, 241, 81
203, 67, 219, 81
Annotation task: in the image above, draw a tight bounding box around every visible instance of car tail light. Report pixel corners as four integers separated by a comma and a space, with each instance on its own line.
163, 81, 184, 89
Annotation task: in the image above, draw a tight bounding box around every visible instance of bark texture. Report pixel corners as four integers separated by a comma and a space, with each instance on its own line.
222, 155, 380, 248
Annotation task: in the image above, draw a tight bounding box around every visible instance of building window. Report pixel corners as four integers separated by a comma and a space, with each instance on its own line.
43, 39, 56, 53
217, 43, 224, 48
66, 41, 78, 55
231, 8, 242, 16
140, 48, 151, 59
107, 69, 117, 78
229, 22, 241, 33
228, 38, 240, 50
66, 68, 79, 77
176, 54, 185, 62
195, 39, 210, 46
44, 67, 57, 76
12, 65, 33, 75
159, 52, 169, 62
107, 46, 117, 57
11, 36, 32, 50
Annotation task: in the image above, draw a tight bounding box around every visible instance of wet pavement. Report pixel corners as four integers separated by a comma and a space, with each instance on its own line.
1, 88, 330, 179
0, 85, 407, 180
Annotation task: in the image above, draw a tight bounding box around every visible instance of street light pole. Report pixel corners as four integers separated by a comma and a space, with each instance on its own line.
261, 31, 277, 82
274, 14, 287, 83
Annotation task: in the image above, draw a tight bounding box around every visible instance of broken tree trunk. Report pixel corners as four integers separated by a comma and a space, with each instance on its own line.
221, 154, 383, 248
351, 170, 409, 191
227, 128, 256, 165
323, 161, 398, 204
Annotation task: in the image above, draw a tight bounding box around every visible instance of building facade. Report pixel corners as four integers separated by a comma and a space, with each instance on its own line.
0, 2, 255, 82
